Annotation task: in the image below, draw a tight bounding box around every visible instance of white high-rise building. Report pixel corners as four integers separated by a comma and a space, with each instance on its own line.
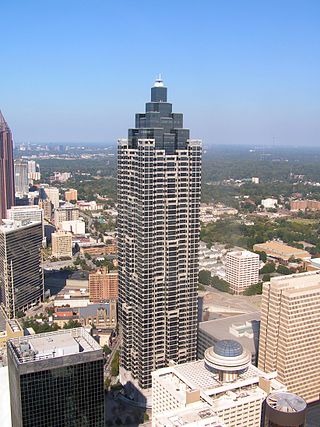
152, 340, 286, 427
118, 78, 202, 389
7, 205, 43, 225
258, 272, 320, 403
43, 186, 59, 209
226, 250, 260, 294
14, 160, 28, 196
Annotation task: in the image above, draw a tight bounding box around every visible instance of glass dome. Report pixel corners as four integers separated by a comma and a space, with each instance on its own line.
214, 340, 243, 357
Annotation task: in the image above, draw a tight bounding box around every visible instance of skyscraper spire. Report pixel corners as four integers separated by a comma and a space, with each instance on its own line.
0, 109, 15, 220
0, 110, 9, 131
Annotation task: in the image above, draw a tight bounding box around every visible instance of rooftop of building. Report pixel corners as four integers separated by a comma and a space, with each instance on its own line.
227, 250, 259, 259
8, 327, 101, 365
268, 271, 320, 295
253, 241, 310, 258
0, 219, 41, 233
199, 312, 260, 356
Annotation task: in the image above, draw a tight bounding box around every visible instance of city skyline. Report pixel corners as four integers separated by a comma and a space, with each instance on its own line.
1, 1, 320, 146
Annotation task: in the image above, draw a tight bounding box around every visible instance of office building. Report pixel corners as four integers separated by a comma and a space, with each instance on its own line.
89, 268, 118, 302
226, 250, 260, 294
65, 188, 78, 202
0, 220, 43, 318
42, 186, 59, 209
253, 241, 310, 263
54, 203, 79, 227
38, 198, 52, 221
7, 328, 104, 427
261, 391, 307, 427
118, 78, 202, 388
27, 160, 40, 182
258, 272, 320, 403
152, 340, 286, 427
7, 205, 43, 225
60, 219, 85, 235
14, 160, 29, 196
51, 231, 72, 258
0, 111, 15, 220
198, 312, 260, 365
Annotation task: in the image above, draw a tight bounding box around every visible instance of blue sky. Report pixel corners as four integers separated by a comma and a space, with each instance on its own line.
2, 0, 320, 145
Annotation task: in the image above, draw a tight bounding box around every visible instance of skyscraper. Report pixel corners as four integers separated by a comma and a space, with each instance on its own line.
118, 78, 202, 389
258, 272, 320, 403
0, 111, 15, 220
14, 160, 29, 196
7, 328, 104, 427
0, 220, 43, 318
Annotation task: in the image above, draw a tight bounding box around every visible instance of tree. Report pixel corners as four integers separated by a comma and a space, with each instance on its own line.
277, 265, 292, 275
255, 251, 267, 263
103, 344, 112, 355
243, 282, 263, 295
111, 350, 120, 377
260, 262, 275, 274
198, 270, 211, 286
262, 274, 271, 282
63, 320, 82, 329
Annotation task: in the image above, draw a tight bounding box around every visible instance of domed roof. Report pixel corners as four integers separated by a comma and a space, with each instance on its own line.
214, 340, 243, 357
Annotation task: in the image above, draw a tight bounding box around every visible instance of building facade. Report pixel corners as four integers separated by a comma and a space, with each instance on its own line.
54, 203, 79, 227
0, 111, 15, 221
258, 272, 320, 403
51, 231, 72, 258
118, 78, 202, 389
7, 328, 104, 427
152, 340, 286, 427
42, 186, 59, 209
226, 250, 260, 294
0, 220, 43, 318
89, 268, 118, 302
65, 189, 78, 202
14, 160, 29, 196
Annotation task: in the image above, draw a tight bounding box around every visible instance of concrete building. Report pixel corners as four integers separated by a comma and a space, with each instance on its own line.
0, 316, 23, 353
14, 160, 29, 196
7, 328, 104, 427
27, 160, 40, 182
38, 198, 53, 221
152, 340, 286, 427
261, 198, 278, 209
64, 188, 78, 202
198, 312, 260, 365
253, 241, 310, 263
0, 366, 12, 427
43, 186, 59, 209
54, 203, 79, 227
0, 220, 43, 318
290, 199, 320, 211
7, 206, 44, 240
258, 272, 320, 403
261, 391, 307, 426
226, 250, 259, 294
118, 78, 202, 389
89, 268, 118, 302
60, 219, 85, 235
51, 231, 72, 258
0, 111, 15, 221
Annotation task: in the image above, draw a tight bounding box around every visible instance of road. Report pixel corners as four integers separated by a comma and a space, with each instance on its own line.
104, 336, 121, 378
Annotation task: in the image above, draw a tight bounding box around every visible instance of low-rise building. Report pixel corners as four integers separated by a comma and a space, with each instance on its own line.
64, 188, 78, 202
152, 340, 286, 427
80, 243, 117, 256
51, 231, 72, 258
290, 199, 320, 211
54, 203, 79, 227
261, 198, 278, 209
198, 312, 260, 365
60, 219, 85, 235
253, 241, 310, 263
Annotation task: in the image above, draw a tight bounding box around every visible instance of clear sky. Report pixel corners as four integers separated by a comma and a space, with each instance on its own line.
2, 0, 320, 145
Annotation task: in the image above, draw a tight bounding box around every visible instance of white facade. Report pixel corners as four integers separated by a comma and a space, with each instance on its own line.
261, 198, 278, 209
60, 219, 85, 235
152, 359, 285, 427
44, 186, 60, 209
226, 250, 259, 294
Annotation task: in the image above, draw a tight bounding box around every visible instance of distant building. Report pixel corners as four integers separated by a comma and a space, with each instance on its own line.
27, 160, 40, 182
152, 340, 286, 427
0, 111, 15, 220
14, 160, 29, 196
252, 177, 260, 184
51, 231, 72, 258
51, 171, 71, 183
0, 220, 43, 318
7, 328, 104, 427
89, 268, 118, 302
226, 250, 260, 294
54, 203, 79, 227
258, 272, 320, 403
261, 198, 278, 209
290, 199, 320, 211
42, 186, 59, 209
0, 310, 23, 353
64, 188, 78, 202
80, 243, 117, 256
198, 312, 260, 365
7, 206, 44, 238
253, 241, 310, 263
60, 219, 85, 235
38, 198, 53, 221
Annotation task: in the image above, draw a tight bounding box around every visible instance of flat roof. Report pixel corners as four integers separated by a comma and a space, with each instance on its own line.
0, 219, 41, 233
8, 328, 101, 365
253, 241, 310, 258
199, 312, 260, 356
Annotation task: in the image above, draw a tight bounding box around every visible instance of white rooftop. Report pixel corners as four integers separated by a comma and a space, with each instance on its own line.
0, 219, 41, 233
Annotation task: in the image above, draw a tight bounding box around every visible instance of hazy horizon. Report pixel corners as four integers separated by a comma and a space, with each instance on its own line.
2, 1, 320, 146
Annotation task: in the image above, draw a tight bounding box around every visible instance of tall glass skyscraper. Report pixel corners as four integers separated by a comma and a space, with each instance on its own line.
118, 78, 202, 388
0, 111, 15, 221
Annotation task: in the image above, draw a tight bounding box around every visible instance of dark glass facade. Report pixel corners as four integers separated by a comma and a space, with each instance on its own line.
19, 360, 104, 427
0, 111, 15, 220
